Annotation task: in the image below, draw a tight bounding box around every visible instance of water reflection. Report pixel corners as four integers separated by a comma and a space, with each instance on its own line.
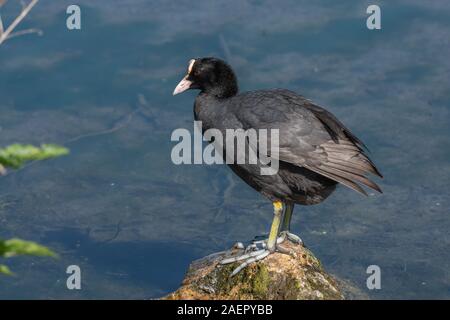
0, 0, 449, 299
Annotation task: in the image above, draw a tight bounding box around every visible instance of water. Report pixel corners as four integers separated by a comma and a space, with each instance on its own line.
0, 0, 449, 299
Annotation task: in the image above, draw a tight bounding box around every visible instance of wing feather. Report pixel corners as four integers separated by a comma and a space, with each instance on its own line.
229, 89, 383, 195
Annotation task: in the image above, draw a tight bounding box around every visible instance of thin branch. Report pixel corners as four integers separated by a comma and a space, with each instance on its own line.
0, 0, 5, 34
0, 0, 39, 45
3, 106, 141, 178
65, 107, 140, 144
0, 14, 4, 35
6, 27, 41, 39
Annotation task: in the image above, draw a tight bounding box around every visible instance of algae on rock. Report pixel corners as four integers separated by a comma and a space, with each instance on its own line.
164, 241, 361, 300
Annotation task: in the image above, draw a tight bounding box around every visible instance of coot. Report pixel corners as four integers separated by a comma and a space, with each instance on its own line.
173, 57, 382, 275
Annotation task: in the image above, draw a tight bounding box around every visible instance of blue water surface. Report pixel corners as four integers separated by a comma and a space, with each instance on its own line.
0, 0, 449, 299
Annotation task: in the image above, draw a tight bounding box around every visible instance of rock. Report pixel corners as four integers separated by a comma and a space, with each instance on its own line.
163, 241, 361, 300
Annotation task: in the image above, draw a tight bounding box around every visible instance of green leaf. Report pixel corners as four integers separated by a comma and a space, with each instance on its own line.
0, 144, 69, 169
0, 264, 14, 276
0, 238, 57, 258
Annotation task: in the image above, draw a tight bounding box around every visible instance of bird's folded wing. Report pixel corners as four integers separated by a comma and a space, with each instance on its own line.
233, 93, 382, 196
302, 140, 382, 195
267, 137, 382, 196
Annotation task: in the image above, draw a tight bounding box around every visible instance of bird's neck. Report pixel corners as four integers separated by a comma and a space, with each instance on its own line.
202, 80, 238, 99
194, 93, 225, 125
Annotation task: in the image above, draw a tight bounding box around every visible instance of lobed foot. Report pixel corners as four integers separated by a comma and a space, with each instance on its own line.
278, 231, 303, 245
220, 238, 291, 276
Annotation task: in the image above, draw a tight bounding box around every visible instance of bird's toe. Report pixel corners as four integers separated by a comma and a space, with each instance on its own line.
279, 231, 303, 245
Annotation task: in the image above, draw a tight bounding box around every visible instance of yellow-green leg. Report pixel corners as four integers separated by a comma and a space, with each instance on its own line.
281, 202, 294, 232
220, 201, 297, 276
279, 202, 303, 245
266, 201, 283, 252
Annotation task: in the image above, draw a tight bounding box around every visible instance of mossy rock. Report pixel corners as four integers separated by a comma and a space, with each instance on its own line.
163, 242, 361, 300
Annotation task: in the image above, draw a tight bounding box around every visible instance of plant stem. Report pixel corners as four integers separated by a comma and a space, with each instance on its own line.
0, 0, 39, 45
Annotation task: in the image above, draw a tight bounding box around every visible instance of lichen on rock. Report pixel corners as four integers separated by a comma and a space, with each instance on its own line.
163, 241, 360, 300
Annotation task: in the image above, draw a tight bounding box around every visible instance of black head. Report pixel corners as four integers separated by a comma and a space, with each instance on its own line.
173, 57, 238, 98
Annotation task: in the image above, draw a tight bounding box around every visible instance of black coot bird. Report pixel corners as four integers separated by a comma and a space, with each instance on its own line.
173, 57, 382, 275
